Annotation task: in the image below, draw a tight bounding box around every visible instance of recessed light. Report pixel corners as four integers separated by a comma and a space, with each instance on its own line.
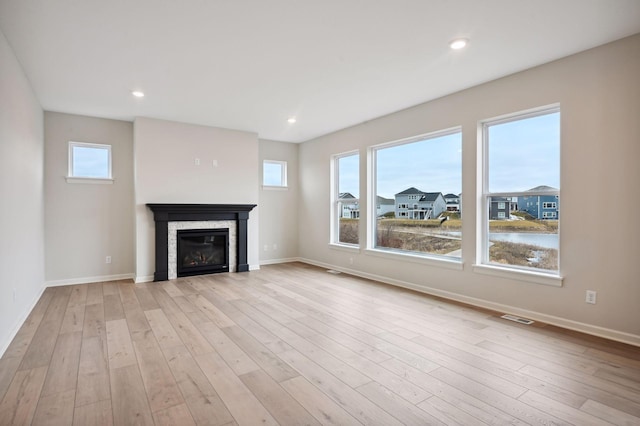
449, 38, 468, 50
132, 90, 145, 98
287, 117, 297, 124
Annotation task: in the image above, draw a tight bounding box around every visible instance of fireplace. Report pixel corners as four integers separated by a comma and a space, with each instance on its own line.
177, 228, 229, 276
147, 204, 257, 281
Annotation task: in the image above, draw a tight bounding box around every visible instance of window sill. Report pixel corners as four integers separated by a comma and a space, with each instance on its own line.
364, 248, 463, 271
65, 176, 114, 184
262, 185, 288, 191
472, 264, 563, 287
329, 243, 361, 253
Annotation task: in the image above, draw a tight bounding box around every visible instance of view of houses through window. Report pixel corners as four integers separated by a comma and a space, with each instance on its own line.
372, 130, 462, 258
482, 108, 560, 272
335, 153, 360, 245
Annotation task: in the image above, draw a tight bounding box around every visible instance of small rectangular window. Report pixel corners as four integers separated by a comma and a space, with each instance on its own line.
263, 160, 287, 187
68, 141, 112, 180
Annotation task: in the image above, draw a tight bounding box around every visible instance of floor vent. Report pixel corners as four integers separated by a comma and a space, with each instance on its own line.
501, 314, 535, 325
326, 269, 342, 275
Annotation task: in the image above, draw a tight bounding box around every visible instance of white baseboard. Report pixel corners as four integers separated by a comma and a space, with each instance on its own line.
259, 257, 301, 266
0, 283, 46, 358
249, 264, 261, 271
297, 257, 640, 348
46, 273, 135, 287
134, 275, 155, 284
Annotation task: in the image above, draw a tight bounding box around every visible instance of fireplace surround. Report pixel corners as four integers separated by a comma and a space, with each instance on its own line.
147, 204, 256, 281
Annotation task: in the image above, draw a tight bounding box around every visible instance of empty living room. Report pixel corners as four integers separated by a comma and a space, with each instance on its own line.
1, 1, 639, 425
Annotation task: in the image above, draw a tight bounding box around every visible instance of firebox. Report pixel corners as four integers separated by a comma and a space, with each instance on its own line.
177, 228, 229, 277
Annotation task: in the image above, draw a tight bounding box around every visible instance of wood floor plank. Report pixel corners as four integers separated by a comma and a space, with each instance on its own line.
131, 328, 185, 413
85, 283, 104, 305
239, 369, 321, 426
106, 318, 136, 369
110, 364, 154, 425
1, 288, 54, 360
188, 293, 236, 328
222, 325, 299, 383
103, 294, 125, 322
134, 287, 160, 311
20, 287, 72, 369
280, 376, 362, 426
162, 344, 235, 426
31, 388, 75, 426
82, 303, 106, 339
68, 284, 88, 306
76, 335, 111, 407
153, 403, 196, 426
41, 331, 82, 396
195, 351, 279, 425
0, 366, 48, 425
196, 321, 260, 375
0, 356, 22, 402
73, 399, 113, 426
418, 396, 490, 426
278, 349, 402, 426
518, 390, 616, 426
356, 381, 446, 426
145, 308, 183, 349
60, 303, 86, 334
581, 399, 640, 426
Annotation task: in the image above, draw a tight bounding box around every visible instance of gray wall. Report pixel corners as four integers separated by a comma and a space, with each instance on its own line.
298, 34, 640, 343
44, 112, 135, 283
259, 139, 299, 263
0, 30, 45, 353
134, 117, 260, 282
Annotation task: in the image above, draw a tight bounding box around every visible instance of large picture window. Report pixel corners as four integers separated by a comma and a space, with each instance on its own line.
332, 153, 360, 245
480, 107, 560, 274
371, 129, 462, 259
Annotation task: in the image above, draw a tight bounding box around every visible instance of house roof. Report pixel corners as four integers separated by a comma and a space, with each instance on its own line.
377, 196, 394, 205
338, 192, 356, 199
444, 193, 459, 199
422, 192, 443, 202
395, 187, 423, 195
527, 185, 558, 192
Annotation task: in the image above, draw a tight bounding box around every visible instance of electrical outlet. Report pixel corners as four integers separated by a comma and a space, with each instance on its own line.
106, 256, 112, 264
263, 245, 269, 251
349, 257, 354, 265
194, 158, 200, 166
212, 159, 218, 167
586, 290, 597, 304
273, 244, 278, 251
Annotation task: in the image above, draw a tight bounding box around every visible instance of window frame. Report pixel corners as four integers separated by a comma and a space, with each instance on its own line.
66, 141, 113, 184
262, 160, 288, 189
366, 127, 463, 269
476, 105, 562, 286
330, 151, 360, 248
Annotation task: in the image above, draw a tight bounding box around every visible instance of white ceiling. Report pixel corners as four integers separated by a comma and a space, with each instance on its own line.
1, 1, 639, 143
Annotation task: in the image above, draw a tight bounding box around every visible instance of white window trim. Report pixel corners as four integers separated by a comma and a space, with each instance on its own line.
367, 126, 462, 263
262, 160, 288, 188
67, 141, 113, 183
331, 151, 360, 247
477, 104, 562, 283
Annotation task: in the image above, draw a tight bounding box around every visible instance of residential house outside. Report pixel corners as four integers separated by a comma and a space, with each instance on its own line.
519, 185, 559, 219
338, 192, 359, 218
376, 195, 395, 217
444, 193, 461, 212
489, 196, 517, 219
395, 187, 446, 220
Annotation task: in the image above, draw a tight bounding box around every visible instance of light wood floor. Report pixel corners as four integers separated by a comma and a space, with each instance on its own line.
1, 263, 639, 425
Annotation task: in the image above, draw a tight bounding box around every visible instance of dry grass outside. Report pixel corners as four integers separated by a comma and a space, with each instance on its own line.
489, 219, 558, 233
489, 241, 558, 270
339, 219, 359, 244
